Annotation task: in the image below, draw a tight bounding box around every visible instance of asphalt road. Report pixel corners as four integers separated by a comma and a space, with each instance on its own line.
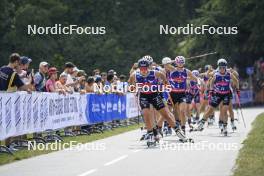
0, 107, 263, 176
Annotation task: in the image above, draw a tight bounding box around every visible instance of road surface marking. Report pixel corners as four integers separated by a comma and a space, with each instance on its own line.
133, 149, 142, 153
104, 155, 128, 166
77, 169, 97, 176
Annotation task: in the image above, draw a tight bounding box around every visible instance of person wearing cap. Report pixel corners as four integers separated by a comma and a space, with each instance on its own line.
108, 69, 116, 76
0, 53, 32, 92
17, 56, 33, 85
45, 67, 65, 94
0, 53, 33, 149
34, 61, 49, 92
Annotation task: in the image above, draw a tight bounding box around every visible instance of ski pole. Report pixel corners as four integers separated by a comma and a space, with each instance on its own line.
233, 93, 240, 123
235, 93, 246, 128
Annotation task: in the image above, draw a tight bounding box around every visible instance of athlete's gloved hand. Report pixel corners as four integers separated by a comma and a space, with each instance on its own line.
236, 89, 240, 98
209, 90, 214, 97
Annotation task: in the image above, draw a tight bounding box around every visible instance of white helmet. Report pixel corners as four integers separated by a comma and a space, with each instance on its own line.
142, 55, 153, 64
162, 57, 172, 65
217, 58, 227, 66
192, 70, 200, 77
175, 56, 185, 66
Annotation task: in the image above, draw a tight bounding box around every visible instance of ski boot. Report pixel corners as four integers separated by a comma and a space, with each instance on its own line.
197, 119, 205, 131
231, 120, 237, 131
167, 127, 172, 135
208, 115, 215, 126
175, 127, 194, 143
146, 132, 159, 147
223, 123, 228, 136
181, 125, 186, 135
194, 116, 200, 124
175, 120, 181, 129
157, 126, 164, 138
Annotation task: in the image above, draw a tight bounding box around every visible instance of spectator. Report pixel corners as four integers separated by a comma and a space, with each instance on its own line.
104, 74, 115, 93
34, 61, 49, 92
56, 73, 73, 94
77, 70, 87, 93
0, 53, 32, 92
94, 75, 104, 93
46, 67, 65, 94
108, 69, 116, 76
93, 69, 100, 76
100, 72, 107, 85
117, 74, 128, 93
86, 76, 96, 93
17, 56, 33, 85
62, 62, 85, 92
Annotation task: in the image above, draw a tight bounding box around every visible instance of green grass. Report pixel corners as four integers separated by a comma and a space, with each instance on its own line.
0, 123, 142, 166
233, 113, 264, 176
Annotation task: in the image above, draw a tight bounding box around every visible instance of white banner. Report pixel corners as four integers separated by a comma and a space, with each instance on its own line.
126, 93, 140, 118
0, 92, 87, 140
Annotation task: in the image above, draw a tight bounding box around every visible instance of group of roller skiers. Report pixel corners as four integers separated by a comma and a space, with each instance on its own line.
128, 55, 240, 146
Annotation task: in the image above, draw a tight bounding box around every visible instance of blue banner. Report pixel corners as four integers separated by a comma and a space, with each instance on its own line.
86, 94, 127, 124
232, 90, 253, 105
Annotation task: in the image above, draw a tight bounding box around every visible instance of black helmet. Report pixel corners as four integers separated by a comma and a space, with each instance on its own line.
138, 58, 150, 67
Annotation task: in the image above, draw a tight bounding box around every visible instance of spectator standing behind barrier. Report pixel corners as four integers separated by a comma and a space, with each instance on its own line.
56, 73, 73, 94
93, 69, 100, 76
0, 53, 32, 92
63, 62, 83, 92
0, 53, 32, 150
34, 61, 49, 92
117, 74, 128, 93
104, 74, 114, 93
86, 76, 96, 93
94, 75, 104, 93
17, 56, 33, 85
46, 67, 65, 94
77, 70, 87, 94
100, 72, 107, 85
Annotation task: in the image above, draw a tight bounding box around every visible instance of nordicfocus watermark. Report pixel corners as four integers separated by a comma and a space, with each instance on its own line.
159, 141, 239, 151
27, 24, 106, 35
96, 83, 172, 93
160, 24, 238, 35
28, 141, 106, 151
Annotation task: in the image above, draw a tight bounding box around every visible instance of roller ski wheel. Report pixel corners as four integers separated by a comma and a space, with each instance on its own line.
147, 141, 157, 147
223, 131, 228, 136
232, 126, 237, 131
179, 138, 194, 143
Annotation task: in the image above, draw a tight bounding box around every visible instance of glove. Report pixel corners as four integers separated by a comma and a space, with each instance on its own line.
236, 89, 240, 98
209, 90, 214, 96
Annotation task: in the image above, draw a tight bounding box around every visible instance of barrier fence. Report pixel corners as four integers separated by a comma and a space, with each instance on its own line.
0, 90, 254, 141
0, 92, 140, 141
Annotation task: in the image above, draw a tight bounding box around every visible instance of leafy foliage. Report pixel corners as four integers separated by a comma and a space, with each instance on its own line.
0, 0, 262, 77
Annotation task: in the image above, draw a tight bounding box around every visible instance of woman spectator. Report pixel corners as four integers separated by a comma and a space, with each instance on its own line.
77, 70, 87, 94
46, 67, 65, 94
56, 73, 73, 94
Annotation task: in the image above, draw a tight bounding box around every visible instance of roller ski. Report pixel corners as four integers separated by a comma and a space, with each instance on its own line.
231, 120, 237, 131
175, 128, 194, 143
192, 119, 205, 132
208, 115, 215, 126
222, 123, 228, 136
146, 132, 159, 147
